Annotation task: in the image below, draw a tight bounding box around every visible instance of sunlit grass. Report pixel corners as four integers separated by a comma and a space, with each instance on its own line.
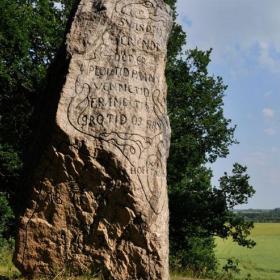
215, 223, 280, 280
0, 241, 21, 279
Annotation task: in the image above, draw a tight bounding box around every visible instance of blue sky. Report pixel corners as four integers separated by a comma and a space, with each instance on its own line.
177, 0, 280, 209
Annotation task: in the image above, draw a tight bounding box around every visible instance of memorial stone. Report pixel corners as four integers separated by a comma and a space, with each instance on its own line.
14, 0, 172, 279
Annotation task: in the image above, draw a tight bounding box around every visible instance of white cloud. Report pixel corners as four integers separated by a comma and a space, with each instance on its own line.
178, 0, 280, 49
262, 108, 275, 119
178, 1, 280, 209
177, 0, 280, 72
258, 43, 280, 73
264, 128, 277, 136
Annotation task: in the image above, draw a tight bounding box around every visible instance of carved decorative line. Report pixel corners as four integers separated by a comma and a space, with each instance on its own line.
115, 0, 170, 24
68, 97, 166, 216
66, 0, 169, 219
142, 157, 166, 207
67, 94, 163, 150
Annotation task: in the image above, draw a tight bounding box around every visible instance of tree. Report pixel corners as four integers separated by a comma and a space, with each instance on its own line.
0, 0, 255, 275
0, 192, 14, 243
165, 2, 256, 273
0, 0, 73, 214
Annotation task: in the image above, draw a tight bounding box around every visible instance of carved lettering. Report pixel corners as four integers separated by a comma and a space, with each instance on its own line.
88, 65, 157, 84
117, 17, 163, 36
89, 81, 150, 96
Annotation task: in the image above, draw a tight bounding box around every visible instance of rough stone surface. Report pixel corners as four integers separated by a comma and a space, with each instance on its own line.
14, 0, 172, 279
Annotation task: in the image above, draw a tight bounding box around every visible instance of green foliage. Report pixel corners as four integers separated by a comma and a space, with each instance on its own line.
0, 145, 22, 175
219, 164, 255, 209
0, 0, 67, 148
0, 144, 22, 194
215, 165, 256, 248
167, 48, 236, 185
0, 193, 14, 242
222, 258, 240, 275
171, 236, 217, 274
0, 0, 74, 213
235, 208, 280, 223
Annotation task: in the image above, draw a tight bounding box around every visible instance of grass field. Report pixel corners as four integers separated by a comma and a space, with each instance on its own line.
215, 223, 280, 280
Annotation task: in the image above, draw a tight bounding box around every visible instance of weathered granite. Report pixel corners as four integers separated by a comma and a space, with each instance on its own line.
14, 0, 172, 279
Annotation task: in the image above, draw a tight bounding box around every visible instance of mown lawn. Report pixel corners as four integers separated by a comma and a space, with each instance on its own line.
215, 223, 280, 280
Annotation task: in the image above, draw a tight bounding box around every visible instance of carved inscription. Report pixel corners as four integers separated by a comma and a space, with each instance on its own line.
65, 0, 172, 213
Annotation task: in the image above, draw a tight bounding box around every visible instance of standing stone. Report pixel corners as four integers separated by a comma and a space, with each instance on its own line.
14, 0, 172, 279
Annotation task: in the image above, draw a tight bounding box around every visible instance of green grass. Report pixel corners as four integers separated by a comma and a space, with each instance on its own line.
0, 242, 20, 279
215, 223, 280, 280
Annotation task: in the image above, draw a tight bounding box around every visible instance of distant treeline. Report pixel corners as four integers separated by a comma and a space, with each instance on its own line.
234, 208, 280, 223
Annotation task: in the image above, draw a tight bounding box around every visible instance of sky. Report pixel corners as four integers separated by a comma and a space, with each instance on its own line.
176, 0, 280, 209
